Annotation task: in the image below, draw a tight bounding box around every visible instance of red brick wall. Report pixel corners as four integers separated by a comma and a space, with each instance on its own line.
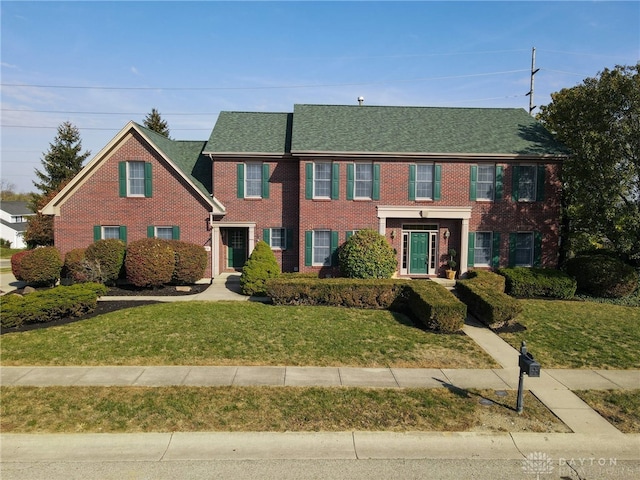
53, 132, 214, 277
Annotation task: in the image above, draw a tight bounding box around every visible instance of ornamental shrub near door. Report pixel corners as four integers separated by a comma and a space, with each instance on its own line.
240, 240, 280, 296
339, 229, 397, 279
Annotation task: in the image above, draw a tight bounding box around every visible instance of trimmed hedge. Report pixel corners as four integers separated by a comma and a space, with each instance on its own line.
169, 240, 208, 285
125, 238, 175, 288
565, 255, 638, 298
497, 267, 577, 299
240, 240, 280, 296
85, 239, 126, 285
63, 248, 88, 283
1, 283, 108, 329
457, 271, 522, 329
19, 246, 63, 287
266, 277, 466, 333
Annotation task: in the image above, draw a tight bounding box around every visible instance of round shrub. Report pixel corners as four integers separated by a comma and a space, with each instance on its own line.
85, 239, 126, 285
19, 246, 63, 287
240, 240, 280, 296
339, 229, 397, 279
63, 248, 88, 282
125, 238, 175, 288
565, 255, 638, 298
169, 240, 208, 284
10, 250, 32, 281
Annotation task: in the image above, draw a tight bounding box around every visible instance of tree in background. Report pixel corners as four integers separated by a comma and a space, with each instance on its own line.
0, 180, 33, 202
143, 108, 170, 138
538, 64, 640, 264
25, 122, 90, 247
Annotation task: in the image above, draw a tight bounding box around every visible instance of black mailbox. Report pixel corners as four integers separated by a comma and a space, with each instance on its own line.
519, 352, 541, 377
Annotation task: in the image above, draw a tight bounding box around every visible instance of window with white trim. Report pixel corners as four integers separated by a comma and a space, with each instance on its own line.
518, 166, 536, 202
313, 230, 331, 266
415, 164, 434, 199
476, 166, 495, 200
515, 232, 534, 267
245, 163, 262, 197
314, 163, 331, 198
355, 163, 373, 198
102, 226, 121, 240
270, 228, 286, 249
155, 227, 174, 240
474, 232, 493, 266
127, 161, 145, 196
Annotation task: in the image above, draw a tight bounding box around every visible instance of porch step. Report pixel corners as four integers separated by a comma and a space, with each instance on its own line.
429, 277, 457, 289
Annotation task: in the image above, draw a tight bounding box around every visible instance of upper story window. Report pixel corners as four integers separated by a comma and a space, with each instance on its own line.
409, 164, 441, 201
119, 161, 152, 198
314, 163, 332, 198
347, 163, 379, 200
237, 163, 270, 199
305, 162, 339, 200
513, 165, 545, 202
470, 165, 502, 201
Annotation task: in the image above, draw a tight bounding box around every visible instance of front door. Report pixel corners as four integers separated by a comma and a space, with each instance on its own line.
409, 232, 428, 274
227, 229, 247, 269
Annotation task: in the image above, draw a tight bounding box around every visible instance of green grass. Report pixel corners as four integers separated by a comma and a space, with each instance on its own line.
575, 390, 640, 433
0, 247, 23, 259
0, 386, 567, 433
0, 301, 497, 368
498, 299, 640, 369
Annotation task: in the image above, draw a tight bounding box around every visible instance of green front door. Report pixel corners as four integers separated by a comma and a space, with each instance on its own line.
409, 232, 428, 274
227, 229, 247, 269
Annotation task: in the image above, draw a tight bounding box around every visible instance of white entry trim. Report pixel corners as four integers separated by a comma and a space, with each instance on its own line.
209, 219, 256, 277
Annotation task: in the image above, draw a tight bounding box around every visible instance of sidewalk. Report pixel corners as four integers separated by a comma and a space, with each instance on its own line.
2, 273, 639, 462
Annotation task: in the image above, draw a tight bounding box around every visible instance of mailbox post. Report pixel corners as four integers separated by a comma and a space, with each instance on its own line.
517, 341, 540, 414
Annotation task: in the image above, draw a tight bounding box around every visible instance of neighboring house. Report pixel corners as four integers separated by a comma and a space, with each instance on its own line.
0, 201, 34, 249
43, 104, 567, 280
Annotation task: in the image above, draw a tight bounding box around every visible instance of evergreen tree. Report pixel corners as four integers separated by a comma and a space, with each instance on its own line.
143, 108, 170, 138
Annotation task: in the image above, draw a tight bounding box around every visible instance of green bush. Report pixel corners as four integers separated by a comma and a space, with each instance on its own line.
465, 270, 506, 291
63, 248, 88, 282
85, 239, 126, 285
240, 240, 280, 296
406, 281, 466, 333
125, 238, 175, 288
497, 267, 577, 299
169, 240, 208, 284
339, 229, 397, 279
565, 255, 638, 298
19, 246, 63, 287
10, 250, 32, 281
1, 283, 108, 329
457, 273, 522, 329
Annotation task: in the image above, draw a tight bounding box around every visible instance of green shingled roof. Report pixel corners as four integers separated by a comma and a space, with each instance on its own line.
136, 124, 212, 196
203, 112, 292, 154
291, 104, 567, 156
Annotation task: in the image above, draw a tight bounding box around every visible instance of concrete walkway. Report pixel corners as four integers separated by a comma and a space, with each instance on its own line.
2, 272, 639, 463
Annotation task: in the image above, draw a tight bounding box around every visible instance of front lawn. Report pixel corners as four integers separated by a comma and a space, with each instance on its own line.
498, 300, 640, 369
575, 389, 640, 433
0, 301, 497, 368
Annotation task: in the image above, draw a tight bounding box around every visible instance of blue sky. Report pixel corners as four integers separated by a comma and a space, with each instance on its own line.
2, 1, 639, 193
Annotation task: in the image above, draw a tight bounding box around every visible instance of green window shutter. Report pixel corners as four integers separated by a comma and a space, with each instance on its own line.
372, 164, 380, 200
237, 164, 244, 198
408, 165, 416, 201
262, 163, 270, 199
346, 230, 354, 241
172, 226, 180, 240
330, 231, 339, 266
118, 162, 127, 197
467, 232, 475, 267
536, 165, 546, 201
304, 231, 313, 266
346, 164, 354, 200
512, 166, 520, 201
305, 163, 313, 199
119, 226, 127, 243
144, 162, 153, 197
534, 232, 543, 267
286, 229, 294, 249
433, 165, 442, 201
495, 166, 503, 200
331, 163, 340, 200
263, 228, 270, 246
93, 225, 101, 242
508, 233, 517, 267
147, 226, 155, 238
492, 232, 501, 268
469, 166, 477, 201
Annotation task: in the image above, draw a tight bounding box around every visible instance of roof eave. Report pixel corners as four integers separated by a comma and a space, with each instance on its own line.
291, 151, 568, 161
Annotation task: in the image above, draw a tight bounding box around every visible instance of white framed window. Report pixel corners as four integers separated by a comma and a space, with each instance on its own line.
515, 232, 534, 267
270, 228, 286, 249
314, 163, 332, 198
476, 166, 495, 201
415, 164, 434, 199
127, 161, 145, 196
474, 232, 493, 266
517, 166, 536, 202
245, 163, 263, 197
313, 230, 331, 266
155, 227, 174, 240
355, 163, 373, 198
102, 226, 121, 240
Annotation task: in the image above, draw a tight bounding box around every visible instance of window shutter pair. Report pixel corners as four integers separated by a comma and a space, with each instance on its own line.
512, 165, 545, 201
408, 164, 441, 201
347, 164, 381, 200
93, 225, 127, 242
469, 165, 503, 201
237, 163, 270, 198
262, 228, 294, 250
467, 232, 502, 268
118, 162, 152, 197
146, 226, 180, 239
304, 230, 338, 266
508, 232, 543, 267
305, 163, 340, 200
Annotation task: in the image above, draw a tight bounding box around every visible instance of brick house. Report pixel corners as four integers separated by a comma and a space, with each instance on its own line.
43, 104, 567, 280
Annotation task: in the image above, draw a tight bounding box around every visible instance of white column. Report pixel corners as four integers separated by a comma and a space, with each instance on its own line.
212, 226, 220, 277
378, 215, 386, 235
248, 226, 255, 255
460, 218, 469, 276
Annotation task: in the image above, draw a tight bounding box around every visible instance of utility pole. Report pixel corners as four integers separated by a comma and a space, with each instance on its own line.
526, 47, 540, 116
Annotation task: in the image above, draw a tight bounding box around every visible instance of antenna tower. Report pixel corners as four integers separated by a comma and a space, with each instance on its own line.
526, 47, 540, 116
